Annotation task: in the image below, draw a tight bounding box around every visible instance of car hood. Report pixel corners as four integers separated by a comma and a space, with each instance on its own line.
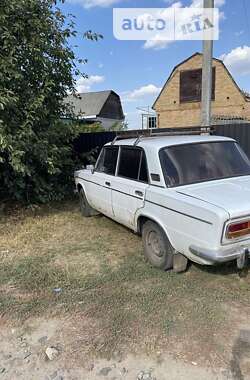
176, 176, 250, 219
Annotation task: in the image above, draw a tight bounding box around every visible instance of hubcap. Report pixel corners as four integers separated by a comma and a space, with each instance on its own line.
147, 231, 164, 258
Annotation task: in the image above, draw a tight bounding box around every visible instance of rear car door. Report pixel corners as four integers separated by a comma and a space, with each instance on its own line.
87, 146, 119, 217
111, 146, 149, 228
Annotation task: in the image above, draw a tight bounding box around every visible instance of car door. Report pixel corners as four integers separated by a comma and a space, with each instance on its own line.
111, 146, 149, 228
86, 146, 119, 217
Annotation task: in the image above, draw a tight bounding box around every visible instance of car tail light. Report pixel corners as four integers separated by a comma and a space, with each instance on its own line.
226, 220, 250, 239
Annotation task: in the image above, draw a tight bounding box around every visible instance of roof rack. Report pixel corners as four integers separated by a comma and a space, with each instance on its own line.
110, 126, 212, 145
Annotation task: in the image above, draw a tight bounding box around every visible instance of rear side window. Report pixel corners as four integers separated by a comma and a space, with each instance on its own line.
118, 147, 148, 182
95, 146, 119, 175
159, 141, 250, 187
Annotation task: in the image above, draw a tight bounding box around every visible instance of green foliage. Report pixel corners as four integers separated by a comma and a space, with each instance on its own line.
75, 122, 105, 133
73, 121, 128, 133
0, 0, 102, 203
109, 121, 129, 131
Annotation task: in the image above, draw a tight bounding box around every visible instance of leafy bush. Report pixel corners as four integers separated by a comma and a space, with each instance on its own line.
0, 0, 101, 203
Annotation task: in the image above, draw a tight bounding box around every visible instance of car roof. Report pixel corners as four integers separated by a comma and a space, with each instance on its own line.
106, 134, 235, 150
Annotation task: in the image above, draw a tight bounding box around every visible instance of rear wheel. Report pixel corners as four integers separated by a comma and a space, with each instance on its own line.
142, 220, 174, 270
79, 188, 98, 217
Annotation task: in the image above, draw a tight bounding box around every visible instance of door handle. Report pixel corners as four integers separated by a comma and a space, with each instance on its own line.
135, 190, 143, 197
105, 181, 111, 187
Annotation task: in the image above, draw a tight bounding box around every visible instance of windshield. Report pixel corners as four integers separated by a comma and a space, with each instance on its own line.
159, 141, 250, 187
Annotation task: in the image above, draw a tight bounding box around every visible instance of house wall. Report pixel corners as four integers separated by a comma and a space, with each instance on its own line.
154, 54, 250, 128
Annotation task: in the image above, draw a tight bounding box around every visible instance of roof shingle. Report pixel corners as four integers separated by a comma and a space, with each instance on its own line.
66, 90, 112, 118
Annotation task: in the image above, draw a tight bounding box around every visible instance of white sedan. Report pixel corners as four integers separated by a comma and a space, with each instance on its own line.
75, 133, 250, 272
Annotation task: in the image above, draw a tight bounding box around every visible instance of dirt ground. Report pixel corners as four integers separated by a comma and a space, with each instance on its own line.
1, 199, 250, 379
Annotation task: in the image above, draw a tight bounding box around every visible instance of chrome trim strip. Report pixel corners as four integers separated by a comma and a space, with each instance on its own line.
145, 200, 213, 225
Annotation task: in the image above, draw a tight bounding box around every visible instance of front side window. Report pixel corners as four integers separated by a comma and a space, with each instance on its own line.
160, 141, 250, 187
95, 146, 119, 175
118, 147, 148, 182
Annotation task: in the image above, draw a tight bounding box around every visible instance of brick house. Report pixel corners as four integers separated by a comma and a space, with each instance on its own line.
152, 52, 250, 128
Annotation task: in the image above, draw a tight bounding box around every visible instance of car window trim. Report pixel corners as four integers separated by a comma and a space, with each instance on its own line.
158, 140, 250, 188
95, 145, 119, 176
117, 145, 150, 184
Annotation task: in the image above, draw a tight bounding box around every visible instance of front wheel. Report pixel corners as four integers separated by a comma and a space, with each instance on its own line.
79, 188, 99, 217
142, 221, 174, 270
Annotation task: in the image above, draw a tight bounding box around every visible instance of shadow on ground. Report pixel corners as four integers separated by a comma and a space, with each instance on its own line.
230, 330, 250, 380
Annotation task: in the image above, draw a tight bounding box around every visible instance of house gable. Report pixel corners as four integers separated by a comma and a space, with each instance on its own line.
65, 90, 124, 122
153, 52, 246, 112
99, 91, 125, 120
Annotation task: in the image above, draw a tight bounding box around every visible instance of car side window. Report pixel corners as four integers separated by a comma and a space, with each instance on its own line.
118, 147, 148, 183
139, 151, 148, 182
95, 146, 119, 175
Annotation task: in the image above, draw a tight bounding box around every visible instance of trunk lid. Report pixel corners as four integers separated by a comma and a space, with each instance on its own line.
176, 176, 250, 219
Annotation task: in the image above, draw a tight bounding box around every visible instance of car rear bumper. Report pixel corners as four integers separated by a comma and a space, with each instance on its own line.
189, 245, 249, 269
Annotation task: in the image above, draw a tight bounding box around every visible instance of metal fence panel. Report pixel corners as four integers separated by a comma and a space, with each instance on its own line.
73, 131, 116, 156
214, 123, 250, 158
73, 123, 250, 162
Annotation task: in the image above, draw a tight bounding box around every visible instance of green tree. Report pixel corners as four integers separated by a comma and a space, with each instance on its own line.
0, 0, 101, 203
108, 120, 129, 131
75, 122, 105, 133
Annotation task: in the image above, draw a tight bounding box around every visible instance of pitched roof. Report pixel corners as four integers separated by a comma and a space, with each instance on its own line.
66, 90, 113, 118
152, 52, 247, 109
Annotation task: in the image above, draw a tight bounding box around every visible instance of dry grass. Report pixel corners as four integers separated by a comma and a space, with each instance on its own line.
1, 199, 250, 362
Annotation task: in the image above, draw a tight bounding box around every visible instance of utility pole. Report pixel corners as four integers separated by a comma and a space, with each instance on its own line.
201, 0, 214, 127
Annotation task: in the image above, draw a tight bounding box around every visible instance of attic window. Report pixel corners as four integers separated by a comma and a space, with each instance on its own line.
180, 68, 216, 103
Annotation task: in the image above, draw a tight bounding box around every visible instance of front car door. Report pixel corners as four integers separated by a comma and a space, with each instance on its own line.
111, 146, 149, 228
86, 145, 119, 217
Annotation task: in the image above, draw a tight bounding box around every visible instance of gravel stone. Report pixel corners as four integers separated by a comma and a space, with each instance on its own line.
45, 347, 60, 361
137, 370, 156, 380
50, 370, 58, 379
99, 367, 112, 376
38, 336, 48, 345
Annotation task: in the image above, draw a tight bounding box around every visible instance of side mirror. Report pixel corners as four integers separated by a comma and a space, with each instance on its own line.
86, 164, 95, 174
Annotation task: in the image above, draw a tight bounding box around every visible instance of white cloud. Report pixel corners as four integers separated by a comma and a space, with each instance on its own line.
220, 46, 250, 76
190, 0, 226, 19
76, 75, 105, 92
190, 0, 225, 7
143, 2, 182, 50
164, 0, 225, 8
235, 30, 244, 37
143, 39, 172, 50
68, 0, 121, 9
144, 0, 225, 50
122, 84, 161, 102
167, 1, 183, 7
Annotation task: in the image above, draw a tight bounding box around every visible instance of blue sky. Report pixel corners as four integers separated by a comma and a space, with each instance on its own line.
62, 0, 250, 129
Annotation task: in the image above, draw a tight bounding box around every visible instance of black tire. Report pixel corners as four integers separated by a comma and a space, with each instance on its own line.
142, 220, 174, 270
79, 188, 98, 217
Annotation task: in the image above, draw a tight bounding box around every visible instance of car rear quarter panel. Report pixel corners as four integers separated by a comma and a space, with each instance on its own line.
136, 187, 229, 264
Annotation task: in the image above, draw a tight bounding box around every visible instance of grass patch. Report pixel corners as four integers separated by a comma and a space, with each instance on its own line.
1, 199, 250, 358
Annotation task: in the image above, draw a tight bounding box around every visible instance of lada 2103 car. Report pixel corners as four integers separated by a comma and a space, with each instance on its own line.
75, 130, 250, 272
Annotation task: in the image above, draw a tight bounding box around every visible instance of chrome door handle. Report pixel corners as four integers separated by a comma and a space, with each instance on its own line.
135, 190, 143, 197
105, 181, 111, 187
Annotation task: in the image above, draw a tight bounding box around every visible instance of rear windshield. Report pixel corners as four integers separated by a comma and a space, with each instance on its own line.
159, 141, 250, 187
